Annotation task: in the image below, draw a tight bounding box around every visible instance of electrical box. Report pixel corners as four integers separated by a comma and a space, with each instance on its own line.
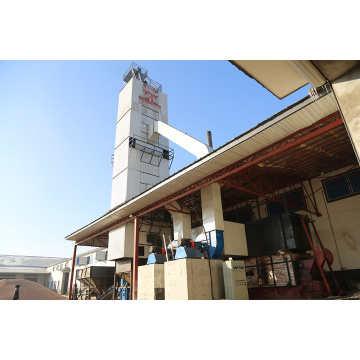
222, 260, 249, 300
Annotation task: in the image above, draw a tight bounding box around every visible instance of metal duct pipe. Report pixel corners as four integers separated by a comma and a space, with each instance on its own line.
164, 201, 192, 240
206, 131, 213, 148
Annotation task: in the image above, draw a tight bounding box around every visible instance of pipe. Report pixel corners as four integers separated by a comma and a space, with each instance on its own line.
206, 131, 213, 148
132, 216, 140, 300
148, 121, 212, 159
68, 244, 77, 300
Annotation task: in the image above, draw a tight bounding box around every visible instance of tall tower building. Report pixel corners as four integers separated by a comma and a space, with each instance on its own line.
108, 64, 172, 261
111, 63, 171, 208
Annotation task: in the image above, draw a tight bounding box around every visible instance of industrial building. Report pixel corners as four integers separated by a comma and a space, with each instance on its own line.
65, 61, 360, 300
43, 248, 114, 298
0, 249, 114, 298
0, 255, 66, 285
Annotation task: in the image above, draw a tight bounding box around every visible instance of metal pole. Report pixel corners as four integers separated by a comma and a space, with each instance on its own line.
132, 216, 140, 300
68, 244, 77, 300
163, 234, 169, 262
206, 131, 213, 148
300, 219, 332, 294
309, 221, 344, 296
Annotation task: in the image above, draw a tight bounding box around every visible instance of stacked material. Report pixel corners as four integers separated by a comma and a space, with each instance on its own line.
0, 279, 66, 300
245, 253, 312, 288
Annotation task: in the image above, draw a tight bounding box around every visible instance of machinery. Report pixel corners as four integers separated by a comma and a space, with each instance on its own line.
146, 232, 223, 263
242, 215, 343, 299
223, 260, 249, 300
146, 234, 167, 264
173, 231, 224, 260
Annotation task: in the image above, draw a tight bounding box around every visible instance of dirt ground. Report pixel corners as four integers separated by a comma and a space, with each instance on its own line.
0, 279, 67, 300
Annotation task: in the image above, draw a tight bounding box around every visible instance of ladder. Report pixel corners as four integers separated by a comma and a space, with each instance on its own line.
163, 234, 175, 261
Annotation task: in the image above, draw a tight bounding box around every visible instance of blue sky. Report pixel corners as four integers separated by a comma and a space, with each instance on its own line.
0, 60, 311, 257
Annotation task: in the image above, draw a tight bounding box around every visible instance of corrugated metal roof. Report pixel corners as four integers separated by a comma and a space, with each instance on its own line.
0, 267, 49, 274
0, 255, 66, 268
66, 92, 341, 244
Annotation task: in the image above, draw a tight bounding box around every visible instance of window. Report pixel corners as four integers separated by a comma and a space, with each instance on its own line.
267, 188, 305, 216
88, 256, 93, 264
323, 168, 360, 202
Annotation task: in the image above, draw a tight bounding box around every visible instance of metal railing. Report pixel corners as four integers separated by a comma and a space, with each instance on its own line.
123, 62, 163, 92
123, 62, 148, 83
129, 134, 174, 168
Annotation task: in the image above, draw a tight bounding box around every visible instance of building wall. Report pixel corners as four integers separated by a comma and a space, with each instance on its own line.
0, 273, 46, 285
309, 166, 360, 271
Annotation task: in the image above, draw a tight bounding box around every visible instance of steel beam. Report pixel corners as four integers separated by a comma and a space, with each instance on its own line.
132, 216, 140, 300
68, 244, 77, 300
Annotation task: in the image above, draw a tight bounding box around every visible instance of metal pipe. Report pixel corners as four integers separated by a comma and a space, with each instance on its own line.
206, 131, 213, 148
163, 234, 169, 262
68, 244, 77, 300
131, 216, 140, 300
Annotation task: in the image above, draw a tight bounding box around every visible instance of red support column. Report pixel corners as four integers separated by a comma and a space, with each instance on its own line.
132, 216, 140, 300
68, 244, 77, 300
300, 219, 332, 294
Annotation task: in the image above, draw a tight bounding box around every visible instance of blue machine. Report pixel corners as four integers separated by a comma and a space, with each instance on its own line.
145, 229, 224, 263
207, 230, 224, 258
119, 278, 130, 300
175, 230, 224, 260
174, 246, 206, 259
147, 253, 167, 264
